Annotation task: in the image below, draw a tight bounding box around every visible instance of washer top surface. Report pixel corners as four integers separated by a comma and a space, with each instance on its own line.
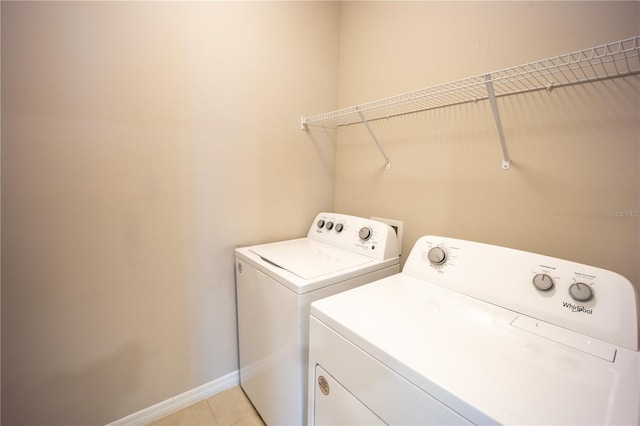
249, 238, 374, 280
310, 236, 640, 425
235, 213, 399, 294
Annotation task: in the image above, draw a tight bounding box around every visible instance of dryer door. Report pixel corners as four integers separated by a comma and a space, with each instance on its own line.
312, 365, 384, 426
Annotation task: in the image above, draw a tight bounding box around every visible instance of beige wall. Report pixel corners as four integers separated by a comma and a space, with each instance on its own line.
332, 2, 640, 292
2, 1, 639, 425
1, 2, 338, 425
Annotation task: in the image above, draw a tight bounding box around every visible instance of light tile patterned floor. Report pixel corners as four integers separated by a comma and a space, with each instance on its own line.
148, 386, 265, 426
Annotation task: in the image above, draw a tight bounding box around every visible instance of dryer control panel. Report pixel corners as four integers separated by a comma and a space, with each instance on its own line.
308, 213, 399, 261
402, 236, 639, 351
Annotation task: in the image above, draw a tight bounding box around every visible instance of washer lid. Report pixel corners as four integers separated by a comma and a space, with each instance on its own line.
250, 239, 374, 280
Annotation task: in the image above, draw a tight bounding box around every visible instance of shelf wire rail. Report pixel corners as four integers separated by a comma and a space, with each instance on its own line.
301, 36, 640, 169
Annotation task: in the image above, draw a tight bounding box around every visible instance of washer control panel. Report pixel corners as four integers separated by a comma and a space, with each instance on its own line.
404, 235, 638, 351
308, 213, 399, 261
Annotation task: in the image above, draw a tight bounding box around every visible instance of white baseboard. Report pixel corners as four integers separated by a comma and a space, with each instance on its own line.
106, 370, 240, 426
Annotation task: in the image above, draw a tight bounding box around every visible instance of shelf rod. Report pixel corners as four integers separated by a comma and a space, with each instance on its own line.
484, 74, 511, 170
358, 110, 391, 170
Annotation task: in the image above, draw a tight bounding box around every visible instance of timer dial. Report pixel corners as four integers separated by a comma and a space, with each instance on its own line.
359, 227, 373, 241
569, 282, 594, 302
427, 247, 447, 265
532, 274, 554, 291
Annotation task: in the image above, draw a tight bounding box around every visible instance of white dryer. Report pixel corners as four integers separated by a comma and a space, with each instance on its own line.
235, 212, 400, 426
308, 235, 640, 425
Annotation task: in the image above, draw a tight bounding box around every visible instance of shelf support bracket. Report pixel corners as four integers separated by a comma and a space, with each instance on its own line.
357, 110, 391, 170
484, 74, 511, 170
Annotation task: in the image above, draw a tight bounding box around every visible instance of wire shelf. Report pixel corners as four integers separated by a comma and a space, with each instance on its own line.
301, 36, 640, 129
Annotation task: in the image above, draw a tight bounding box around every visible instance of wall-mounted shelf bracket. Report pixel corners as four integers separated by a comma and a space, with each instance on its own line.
357, 110, 391, 170
301, 113, 391, 169
484, 74, 511, 170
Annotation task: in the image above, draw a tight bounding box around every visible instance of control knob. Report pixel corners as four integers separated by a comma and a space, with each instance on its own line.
532, 274, 554, 291
359, 227, 373, 241
568, 282, 594, 302
427, 247, 447, 265
335, 223, 344, 233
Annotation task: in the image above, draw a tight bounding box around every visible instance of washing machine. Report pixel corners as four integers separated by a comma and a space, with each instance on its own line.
308, 235, 640, 425
235, 212, 400, 426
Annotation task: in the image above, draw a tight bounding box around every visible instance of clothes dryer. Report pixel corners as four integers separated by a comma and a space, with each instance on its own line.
235, 213, 399, 426
309, 236, 640, 425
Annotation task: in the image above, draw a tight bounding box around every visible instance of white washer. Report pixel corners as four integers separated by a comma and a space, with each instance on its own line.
308, 235, 640, 425
235, 212, 400, 426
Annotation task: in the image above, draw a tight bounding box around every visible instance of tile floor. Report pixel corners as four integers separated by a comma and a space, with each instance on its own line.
148, 385, 265, 426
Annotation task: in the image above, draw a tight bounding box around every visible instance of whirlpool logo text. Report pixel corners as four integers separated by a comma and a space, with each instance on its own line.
562, 301, 593, 315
